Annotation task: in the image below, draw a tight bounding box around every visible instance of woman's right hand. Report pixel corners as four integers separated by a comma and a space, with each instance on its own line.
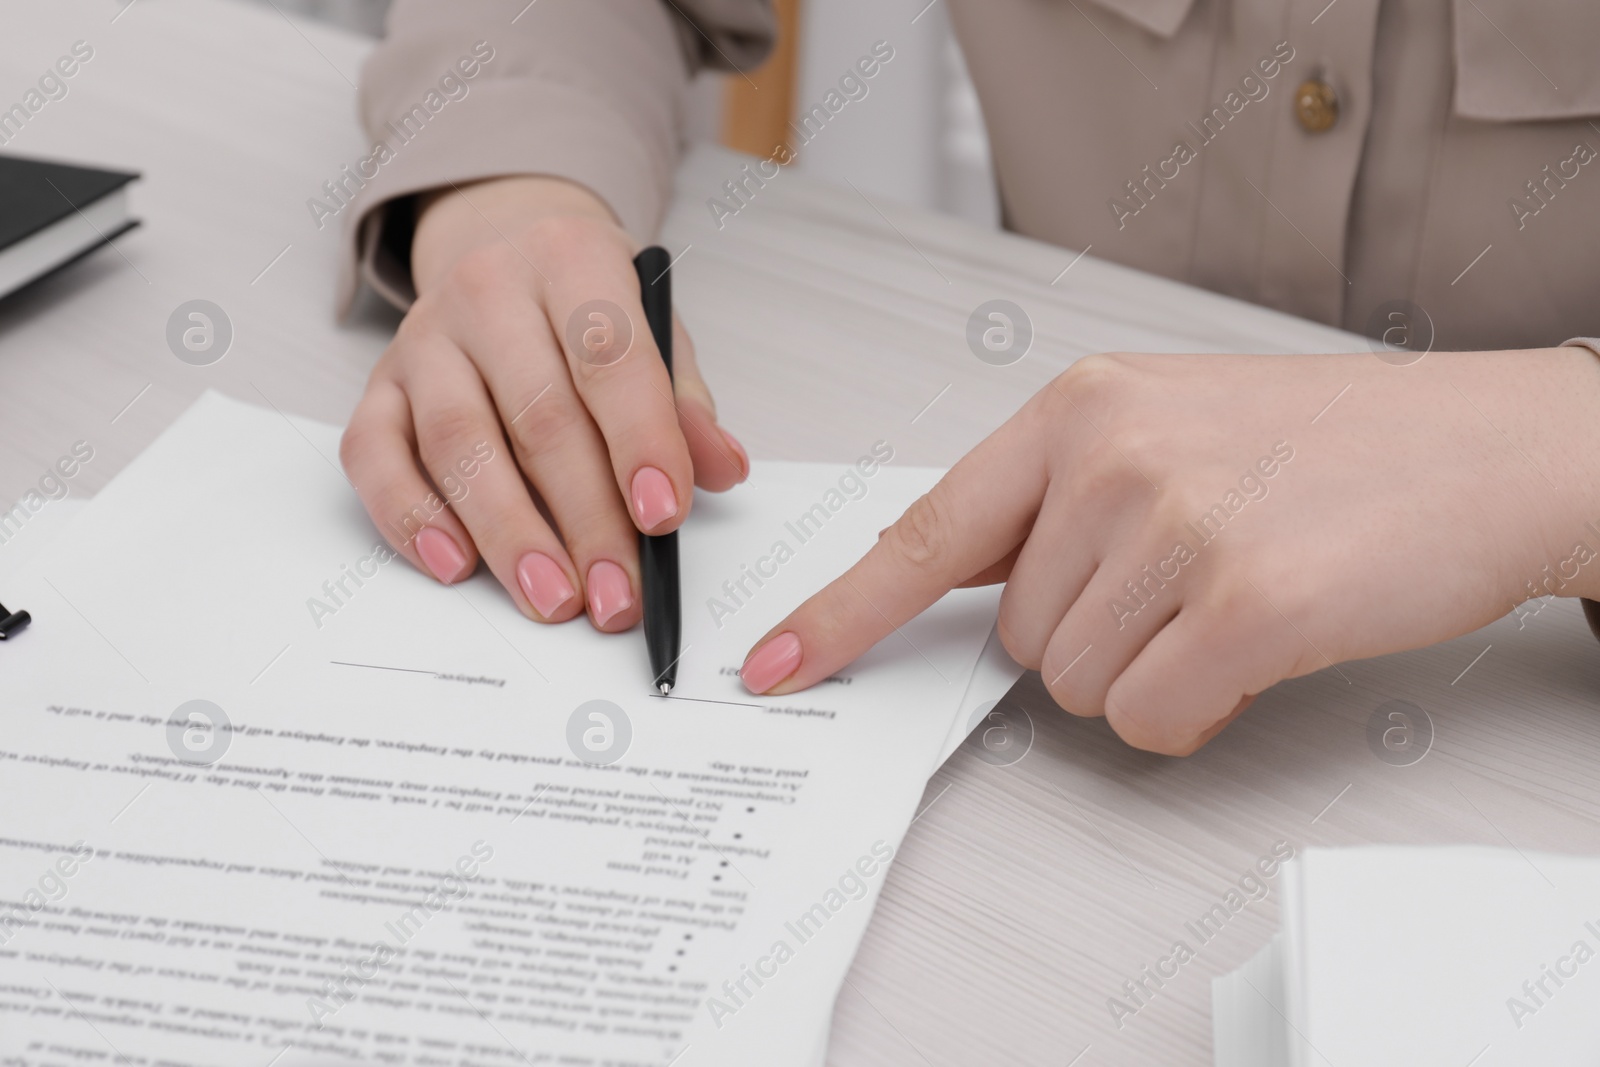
739, 347, 1600, 755
340, 175, 748, 631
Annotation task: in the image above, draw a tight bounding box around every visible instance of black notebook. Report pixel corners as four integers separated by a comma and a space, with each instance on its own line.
0, 154, 139, 301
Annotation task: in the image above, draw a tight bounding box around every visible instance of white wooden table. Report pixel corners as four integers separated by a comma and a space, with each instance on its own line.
4, 3, 1598, 1064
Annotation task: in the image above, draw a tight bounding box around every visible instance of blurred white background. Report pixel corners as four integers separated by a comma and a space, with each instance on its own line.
788, 0, 997, 226
245, 0, 999, 227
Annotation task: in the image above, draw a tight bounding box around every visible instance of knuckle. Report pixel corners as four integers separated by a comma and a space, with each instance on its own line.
1135, 485, 1217, 561
800, 593, 863, 657
1063, 350, 1134, 390
1105, 699, 1191, 756
447, 243, 524, 302
995, 600, 1044, 672
1051, 352, 1135, 416
1044, 665, 1103, 719
887, 491, 951, 568
391, 303, 438, 347
338, 419, 374, 475
415, 405, 486, 465
1062, 435, 1136, 500
519, 214, 620, 264
387, 492, 440, 542
1205, 563, 1267, 616
1042, 355, 1164, 498
555, 512, 627, 568
506, 390, 588, 459
1151, 482, 1210, 532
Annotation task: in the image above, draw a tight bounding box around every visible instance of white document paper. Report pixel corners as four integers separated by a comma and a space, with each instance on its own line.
0, 498, 88, 581
0, 393, 1000, 1067
1213, 846, 1600, 1066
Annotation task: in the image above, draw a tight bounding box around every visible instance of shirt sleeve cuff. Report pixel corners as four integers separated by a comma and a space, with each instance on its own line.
335, 78, 678, 317
1564, 341, 1600, 642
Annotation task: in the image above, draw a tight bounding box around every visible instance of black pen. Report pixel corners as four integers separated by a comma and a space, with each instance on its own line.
633, 246, 682, 695
0, 599, 30, 640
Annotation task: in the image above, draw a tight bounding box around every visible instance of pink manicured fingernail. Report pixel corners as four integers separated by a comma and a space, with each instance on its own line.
517, 552, 576, 618
721, 427, 750, 478
415, 527, 469, 583
630, 466, 679, 530
587, 560, 634, 627
740, 632, 802, 693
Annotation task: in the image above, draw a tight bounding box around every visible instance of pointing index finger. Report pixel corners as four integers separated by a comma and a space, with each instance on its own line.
740, 412, 1049, 695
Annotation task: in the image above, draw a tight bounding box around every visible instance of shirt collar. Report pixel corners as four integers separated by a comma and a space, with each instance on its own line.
1086, 0, 1196, 38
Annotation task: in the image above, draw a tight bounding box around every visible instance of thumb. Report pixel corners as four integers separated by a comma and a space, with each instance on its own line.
671, 313, 748, 490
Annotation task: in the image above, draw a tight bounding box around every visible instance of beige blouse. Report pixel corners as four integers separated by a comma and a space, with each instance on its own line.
338, 0, 1600, 356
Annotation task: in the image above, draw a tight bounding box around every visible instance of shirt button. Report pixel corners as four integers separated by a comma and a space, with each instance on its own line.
1294, 78, 1339, 133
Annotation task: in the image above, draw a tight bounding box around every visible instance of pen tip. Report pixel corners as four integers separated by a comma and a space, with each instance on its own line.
659, 682, 671, 696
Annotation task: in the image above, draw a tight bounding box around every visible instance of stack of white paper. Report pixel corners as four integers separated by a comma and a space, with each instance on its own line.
0, 393, 1021, 1067
1214, 846, 1600, 1066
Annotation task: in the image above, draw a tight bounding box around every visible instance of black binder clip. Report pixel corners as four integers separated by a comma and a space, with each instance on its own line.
0, 600, 31, 640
